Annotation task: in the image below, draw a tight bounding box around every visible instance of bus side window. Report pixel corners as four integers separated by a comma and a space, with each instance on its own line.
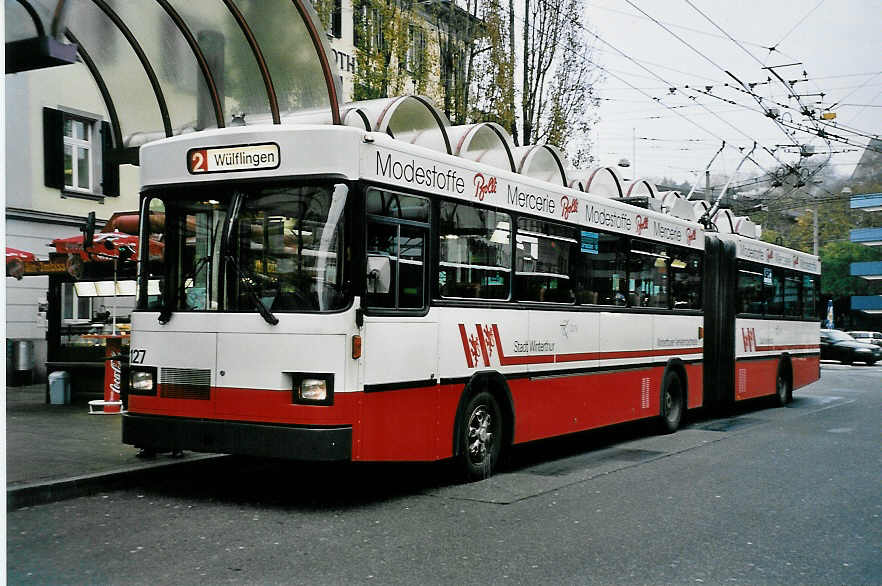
139, 198, 166, 310
767, 269, 784, 316
802, 274, 817, 320
572, 231, 622, 306
439, 200, 511, 300
515, 218, 576, 303
737, 261, 765, 315
365, 188, 429, 310
626, 241, 670, 309
783, 271, 801, 317
671, 251, 702, 310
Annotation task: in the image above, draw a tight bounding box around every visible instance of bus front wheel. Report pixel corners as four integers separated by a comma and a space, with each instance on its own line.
659, 371, 684, 434
457, 391, 503, 481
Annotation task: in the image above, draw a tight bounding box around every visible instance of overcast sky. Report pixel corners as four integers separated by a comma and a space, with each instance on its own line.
584, 0, 881, 188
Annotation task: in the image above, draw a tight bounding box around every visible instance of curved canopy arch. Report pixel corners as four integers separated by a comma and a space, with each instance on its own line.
513, 145, 568, 186
341, 106, 372, 131
448, 123, 515, 171
624, 178, 658, 198
10, 0, 344, 154
569, 166, 623, 197
713, 209, 736, 233
354, 95, 451, 154
692, 200, 711, 223
735, 216, 761, 239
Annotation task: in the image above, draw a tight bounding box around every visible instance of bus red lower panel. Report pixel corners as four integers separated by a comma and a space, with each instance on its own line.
128, 363, 708, 462
793, 354, 820, 389
735, 359, 777, 401
353, 384, 461, 462
508, 364, 703, 444
734, 353, 820, 401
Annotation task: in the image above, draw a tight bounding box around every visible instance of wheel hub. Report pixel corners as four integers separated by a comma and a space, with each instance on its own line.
467, 406, 493, 461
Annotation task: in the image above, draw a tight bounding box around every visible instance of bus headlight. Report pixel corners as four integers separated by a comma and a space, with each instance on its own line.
129, 368, 156, 395
293, 374, 333, 405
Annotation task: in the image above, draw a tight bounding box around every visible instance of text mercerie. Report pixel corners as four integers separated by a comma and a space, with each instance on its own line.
507, 185, 556, 214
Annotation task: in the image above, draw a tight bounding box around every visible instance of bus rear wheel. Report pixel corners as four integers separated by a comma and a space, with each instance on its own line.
659, 371, 684, 434
457, 391, 502, 481
775, 371, 792, 406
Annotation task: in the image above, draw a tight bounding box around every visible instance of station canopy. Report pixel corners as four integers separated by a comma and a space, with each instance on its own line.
513, 145, 568, 186
448, 123, 515, 171
6, 0, 343, 161
571, 166, 624, 198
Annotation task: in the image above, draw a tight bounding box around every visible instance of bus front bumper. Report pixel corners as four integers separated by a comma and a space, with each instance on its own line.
122, 413, 352, 461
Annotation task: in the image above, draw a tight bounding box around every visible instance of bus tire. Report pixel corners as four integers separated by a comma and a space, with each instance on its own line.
457, 391, 503, 481
659, 371, 684, 434
775, 368, 792, 406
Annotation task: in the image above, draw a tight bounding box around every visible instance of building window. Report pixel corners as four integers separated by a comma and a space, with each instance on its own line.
43, 107, 119, 198
63, 116, 93, 192
406, 26, 425, 73
355, 2, 384, 53
331, 0, 342, 39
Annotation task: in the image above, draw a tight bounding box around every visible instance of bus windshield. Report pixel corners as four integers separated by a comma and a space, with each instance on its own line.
139, 182, 349, 314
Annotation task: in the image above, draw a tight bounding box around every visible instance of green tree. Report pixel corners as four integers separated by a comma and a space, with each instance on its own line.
543, 0, 602, 166
353, 0, 432, 100
818, 241, 882, 297
470, 0, 514, 131
471, 0, 601, 159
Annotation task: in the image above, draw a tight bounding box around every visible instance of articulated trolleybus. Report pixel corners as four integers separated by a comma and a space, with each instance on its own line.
124, 120, 820, 480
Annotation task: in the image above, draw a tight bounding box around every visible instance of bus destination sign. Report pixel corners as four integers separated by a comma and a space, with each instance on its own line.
187, 143, 280, 174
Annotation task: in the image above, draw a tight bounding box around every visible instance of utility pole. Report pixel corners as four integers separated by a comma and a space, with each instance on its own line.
811, 206, 819, 256
632, 127, 636, 178
705, 170, 712, 202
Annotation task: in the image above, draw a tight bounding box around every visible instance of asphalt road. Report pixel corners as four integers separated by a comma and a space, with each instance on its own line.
7, 364, 881, 585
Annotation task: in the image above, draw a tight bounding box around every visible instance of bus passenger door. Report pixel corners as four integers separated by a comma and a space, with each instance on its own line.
359, 197, 441, 460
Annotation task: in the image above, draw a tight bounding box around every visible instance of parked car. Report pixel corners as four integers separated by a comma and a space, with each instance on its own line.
845, 330, 882, 348
820, 329, 882, 365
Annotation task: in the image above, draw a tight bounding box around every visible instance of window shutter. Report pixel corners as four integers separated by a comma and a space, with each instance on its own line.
42, 107, 64, 189
100, 121, 120, 197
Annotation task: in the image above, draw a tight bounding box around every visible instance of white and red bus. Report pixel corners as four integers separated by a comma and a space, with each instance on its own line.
123, 122, 820, 479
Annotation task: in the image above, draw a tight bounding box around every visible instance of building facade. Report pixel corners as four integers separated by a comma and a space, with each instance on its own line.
848, 138, 882, 323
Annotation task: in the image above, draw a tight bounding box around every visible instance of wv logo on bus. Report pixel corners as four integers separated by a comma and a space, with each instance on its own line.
741, 327, 758, 352
458, 324, 499, 368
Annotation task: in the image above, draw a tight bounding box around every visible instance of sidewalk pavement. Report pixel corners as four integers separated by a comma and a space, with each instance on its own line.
6, 384, 222, 510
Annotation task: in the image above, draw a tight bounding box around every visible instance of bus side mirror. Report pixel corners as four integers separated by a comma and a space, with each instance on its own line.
366, 255, 391, 294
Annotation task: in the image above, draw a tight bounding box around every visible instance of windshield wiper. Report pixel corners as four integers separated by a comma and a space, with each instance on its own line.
223, 253, 279, 326
223, 191, 279, 326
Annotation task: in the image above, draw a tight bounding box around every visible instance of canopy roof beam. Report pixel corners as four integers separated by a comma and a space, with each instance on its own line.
90, 0, 172, 138
63, 28, 122, 149
156, 0, 225, 130
223, 0, 280, 124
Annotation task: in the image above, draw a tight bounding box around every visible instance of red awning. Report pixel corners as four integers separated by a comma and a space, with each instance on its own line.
6, 247, 37, 262
51, 232, 163, 262
6, 247, 39, 279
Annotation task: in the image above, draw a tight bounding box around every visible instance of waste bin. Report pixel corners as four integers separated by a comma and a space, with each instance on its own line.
49, 371, 71, 405
13, 340, 35, 386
